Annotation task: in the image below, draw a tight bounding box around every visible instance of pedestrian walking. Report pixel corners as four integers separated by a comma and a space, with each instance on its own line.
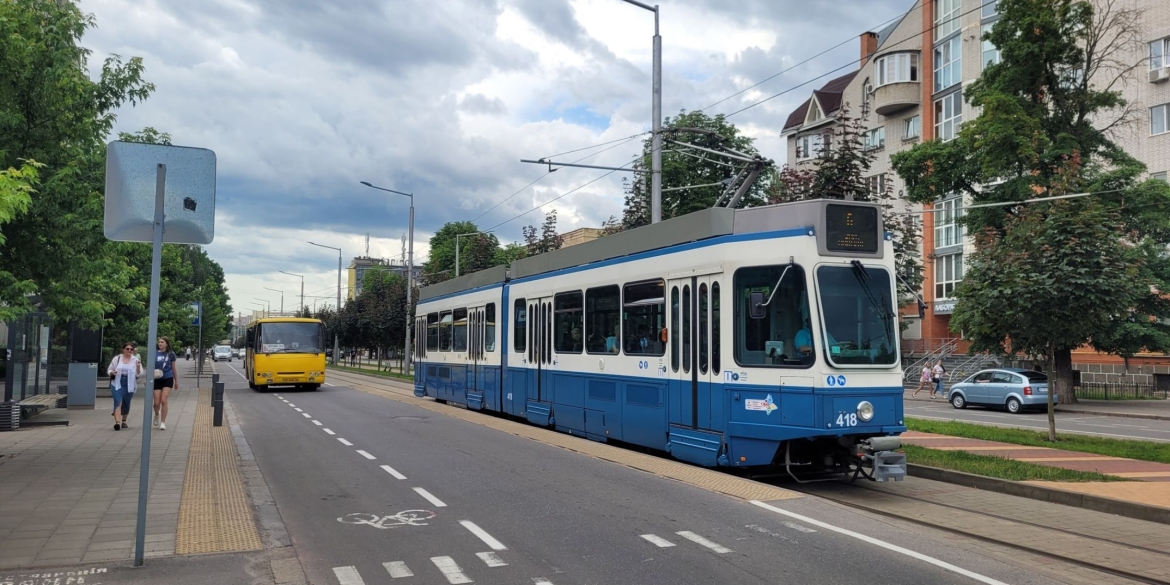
107, 342, 142, 430
931, 361, 946, 399
152, 337, 178, 431
911, 365, 931, 398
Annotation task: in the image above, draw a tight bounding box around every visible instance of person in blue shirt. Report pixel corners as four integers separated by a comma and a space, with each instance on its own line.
152, 337, 179, 431
794, 326, 813, 355
605, 326, 620, 354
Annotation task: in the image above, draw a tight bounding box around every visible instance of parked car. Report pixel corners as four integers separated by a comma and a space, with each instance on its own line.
948, 368, 1055, 413
233, 348, 243, 358
212, 345, 233, 362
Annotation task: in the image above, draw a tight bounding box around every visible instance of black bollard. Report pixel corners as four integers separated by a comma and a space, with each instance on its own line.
212, 382, 224, 426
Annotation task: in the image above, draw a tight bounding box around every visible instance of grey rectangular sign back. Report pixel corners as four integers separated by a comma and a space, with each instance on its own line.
104, 141, 217, 244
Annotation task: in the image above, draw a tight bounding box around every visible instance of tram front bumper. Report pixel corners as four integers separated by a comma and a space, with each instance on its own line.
860, 436, 906, 482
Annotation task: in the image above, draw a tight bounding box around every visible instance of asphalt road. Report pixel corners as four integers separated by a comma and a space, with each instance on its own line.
221, 365, 1091, 585
904, 399, 1170, 442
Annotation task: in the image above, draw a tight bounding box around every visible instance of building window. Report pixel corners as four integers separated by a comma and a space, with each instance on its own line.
797, 134, 825, 160
935, 92, 963, 142
867, 174, 888, 197
1151, 38, 1169, 70
935, 195, 965, 248
865, 127, 885, 150
1153, 104, 1169, 136
905, 115, 921, 139
1153, 172, 1168, 182
982, 0, 999, 18
936, 0, 961, 39
935, 253, 964, 300
981, 23, 1001, 69
807, 100, 823, 123
875, 53, 919, 87
934, 36, 962, 90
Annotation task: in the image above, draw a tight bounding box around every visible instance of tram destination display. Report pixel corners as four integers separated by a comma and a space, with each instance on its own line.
824, 204, 879, 253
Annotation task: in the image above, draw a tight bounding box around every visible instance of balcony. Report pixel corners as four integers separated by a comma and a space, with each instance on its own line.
872, 82, 920, 116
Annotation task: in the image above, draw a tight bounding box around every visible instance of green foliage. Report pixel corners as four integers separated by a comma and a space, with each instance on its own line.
890, 0, 1169, 409
907, 418, 1170, 464
334, 271, 414, 358
0, 0, 156, 327
902, 445, 1127, 482
421, 221, 501, 284
522, 210, 562, 256
617, 110, 770, 228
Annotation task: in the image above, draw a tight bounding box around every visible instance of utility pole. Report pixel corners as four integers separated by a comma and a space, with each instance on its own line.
619, 0, 661, 223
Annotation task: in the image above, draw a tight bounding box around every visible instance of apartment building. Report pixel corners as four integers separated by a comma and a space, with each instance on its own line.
784, 0, 1170, 384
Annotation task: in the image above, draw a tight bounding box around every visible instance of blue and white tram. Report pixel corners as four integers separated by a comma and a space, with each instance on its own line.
412, 199, 907, 481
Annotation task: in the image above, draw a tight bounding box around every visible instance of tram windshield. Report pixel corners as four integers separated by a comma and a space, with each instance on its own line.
815, 264, 897, 366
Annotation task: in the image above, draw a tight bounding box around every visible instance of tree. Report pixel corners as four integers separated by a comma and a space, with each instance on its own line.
0, 161, 41, 321
616, 110, 771, 228
0, 0, 156, 328
891, 0, 1170, 424
494, 242, 527, 265
422, 221, 501, 284
522, 210, 563, 256
772, 106, 924, 311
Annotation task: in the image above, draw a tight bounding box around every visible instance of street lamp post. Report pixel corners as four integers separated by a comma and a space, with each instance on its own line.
253, 298, 270, 318
308, 241, 343, 365
620, 0, 662, 224
454, 231, 491, 277
263, 288, 284, 316
280, 271, 305, 315
360, 181, 415, 375
250, 302, 266, 319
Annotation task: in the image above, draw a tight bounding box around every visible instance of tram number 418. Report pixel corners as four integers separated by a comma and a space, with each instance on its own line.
835, 413, 858, 427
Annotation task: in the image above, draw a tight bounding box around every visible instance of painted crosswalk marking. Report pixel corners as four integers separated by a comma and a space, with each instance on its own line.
383, 561, 413, 578
431, 556, 472, 584
460, 520, 507, 551
381, 465, 407, 480
640, 534, 676, 547
332, 566, 365, 585
676, 531, 732, 553
476, 551, 507, 567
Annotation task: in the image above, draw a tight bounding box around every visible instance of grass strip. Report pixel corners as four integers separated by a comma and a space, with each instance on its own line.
328, 364, 414, 382
903, 444, 1128, 482
906, 417, 1170, 464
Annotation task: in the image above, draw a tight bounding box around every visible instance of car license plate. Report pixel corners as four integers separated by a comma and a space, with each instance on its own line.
281, 377, 297, 383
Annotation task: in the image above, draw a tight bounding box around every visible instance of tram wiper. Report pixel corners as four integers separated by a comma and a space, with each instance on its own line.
850, 260, 894, 346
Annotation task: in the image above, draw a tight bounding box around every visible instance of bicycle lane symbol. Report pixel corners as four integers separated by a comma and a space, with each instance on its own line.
337, 509, 438, 529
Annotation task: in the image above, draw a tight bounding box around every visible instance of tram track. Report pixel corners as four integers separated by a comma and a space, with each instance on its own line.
324, 368, 1170, 585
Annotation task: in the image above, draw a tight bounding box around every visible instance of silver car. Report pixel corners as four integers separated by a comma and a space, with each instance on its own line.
212, 345, 233, 362
948, 368, 1056, 414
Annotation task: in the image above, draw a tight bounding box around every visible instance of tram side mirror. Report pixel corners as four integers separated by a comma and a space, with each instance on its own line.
749, 292, 767, 320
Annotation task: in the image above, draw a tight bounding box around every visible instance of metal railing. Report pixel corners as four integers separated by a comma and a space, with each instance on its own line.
902, 338, 959, 383
1074, 382, 1168, 400
901, 338, 960, 356
946, 353, 999, 385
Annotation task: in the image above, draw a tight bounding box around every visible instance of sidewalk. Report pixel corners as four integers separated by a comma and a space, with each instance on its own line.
901, 430, 1170, 509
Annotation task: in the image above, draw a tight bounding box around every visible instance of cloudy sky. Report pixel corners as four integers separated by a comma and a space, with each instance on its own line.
81, 0, 910, 315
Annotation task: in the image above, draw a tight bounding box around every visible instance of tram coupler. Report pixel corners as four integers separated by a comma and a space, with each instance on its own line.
859, 436, 906, 482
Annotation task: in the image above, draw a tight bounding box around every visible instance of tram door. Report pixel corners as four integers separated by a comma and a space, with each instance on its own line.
466, 305, 486, 403
526, 296, 554, 407
668, 275, 720, 430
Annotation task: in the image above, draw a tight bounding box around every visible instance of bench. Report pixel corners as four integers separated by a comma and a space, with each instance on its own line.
17, 393, 60, 417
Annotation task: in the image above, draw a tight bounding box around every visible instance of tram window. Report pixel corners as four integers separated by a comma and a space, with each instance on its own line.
624, 279, 666, 356
586, 285, 621, 354
514, 299, 526, 353
734, 265, 813, 368
485, 303, 496, 352
426, 313, 439, 351
453, 308, 468, 352
439, 311, 453, 351
816, 265, 897, 366
712, 282, 721, 374
671, 287, 680, 372
682, 285, 692, 373
699, 283, 709, 375
554, 292, 584, 353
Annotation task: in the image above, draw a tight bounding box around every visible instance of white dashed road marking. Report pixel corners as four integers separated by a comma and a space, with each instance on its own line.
413, 487, 446, 507
640, 534, 676, 547
332, 566, 365, 585
459, 520, 507, 551
294, 407, 303, 412
338, 438, 353, 446
357, 450, 376, 460
312, 420, 323, 426
383, 561, 413, 578
676, 531, 732, 553
323, 428, 336, 435
476, 551, 507, 567
381, 465, 407, 480
302, 413, 312, 418
783, 521, 817, 533
430, 556, 472, 585
533, 579, 555, 585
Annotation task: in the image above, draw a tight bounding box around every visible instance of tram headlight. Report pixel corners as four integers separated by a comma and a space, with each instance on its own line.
856, 401, 875, 423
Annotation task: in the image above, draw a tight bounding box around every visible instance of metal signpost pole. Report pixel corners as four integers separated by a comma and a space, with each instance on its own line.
405, 199, 413, 375
336, 252, 341, 364
134, 164, 166, 567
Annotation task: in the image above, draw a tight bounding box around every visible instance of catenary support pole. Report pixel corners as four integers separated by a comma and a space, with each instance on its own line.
134, 164, 165, 566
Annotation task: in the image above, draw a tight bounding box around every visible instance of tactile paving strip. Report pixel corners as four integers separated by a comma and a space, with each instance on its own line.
175, 388, 264, 554
331, 371, 801, 503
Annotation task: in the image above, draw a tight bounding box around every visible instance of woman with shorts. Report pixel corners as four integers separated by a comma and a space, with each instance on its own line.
153, 337, 179, 430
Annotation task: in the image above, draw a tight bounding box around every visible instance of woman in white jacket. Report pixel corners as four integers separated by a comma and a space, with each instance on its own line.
108, 342, 143, 430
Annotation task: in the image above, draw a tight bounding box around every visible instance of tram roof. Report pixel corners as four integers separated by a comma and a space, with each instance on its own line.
418, 199, 882, 302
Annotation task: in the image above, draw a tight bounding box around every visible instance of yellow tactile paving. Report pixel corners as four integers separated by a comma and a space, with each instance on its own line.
175, 387, 263, 555
1026, 481, 1170, 509
330, 371, 801, 503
